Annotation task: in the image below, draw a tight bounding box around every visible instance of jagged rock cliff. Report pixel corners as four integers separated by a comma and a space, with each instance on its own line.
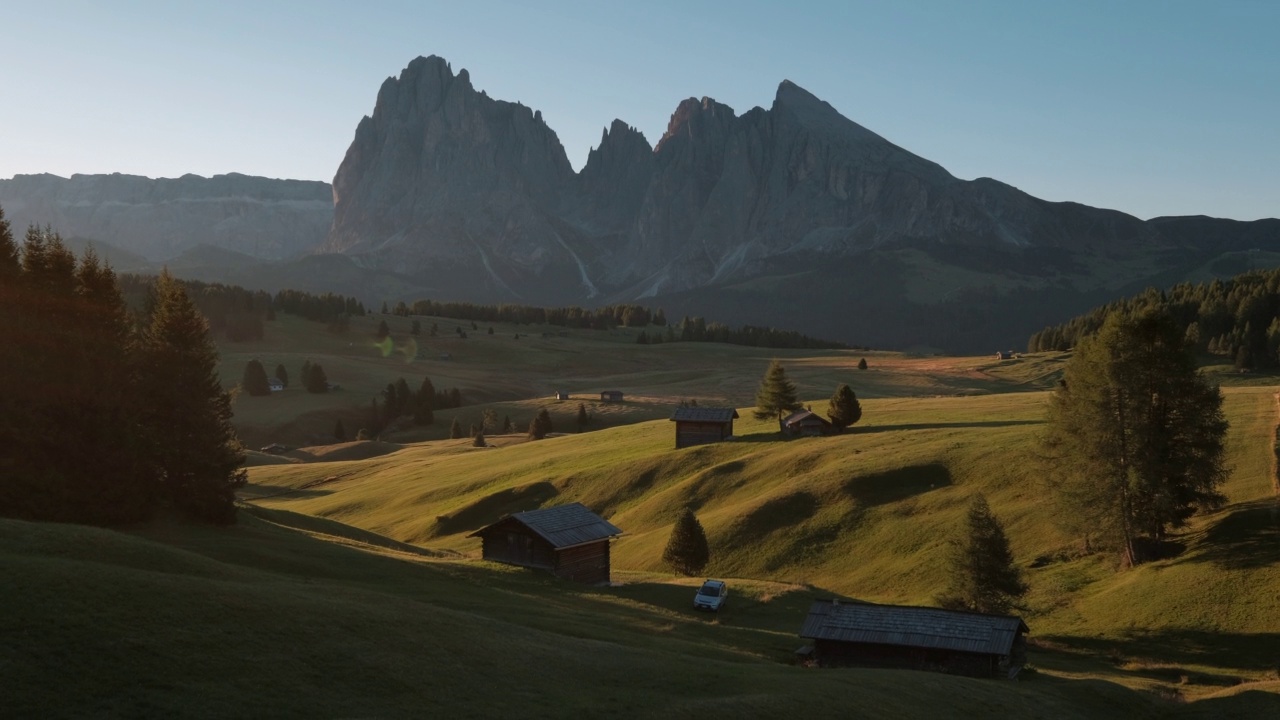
325, 56, 1174, 313
0, 172, 332, 260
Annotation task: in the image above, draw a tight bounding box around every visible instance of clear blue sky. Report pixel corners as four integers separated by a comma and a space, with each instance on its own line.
3, 0, 1276, 220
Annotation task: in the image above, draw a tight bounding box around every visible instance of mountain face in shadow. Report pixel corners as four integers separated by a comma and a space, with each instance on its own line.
0, 172, 333, 261
321, 56, 1278, 350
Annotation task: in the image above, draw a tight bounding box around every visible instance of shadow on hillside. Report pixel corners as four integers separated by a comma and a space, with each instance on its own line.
429, 482, 559, 537
1184, 500, 1280, 570
843, 464, 952, 507
243, 505, 453, 558
855, 419, 1044, 434
1037, 628, 1280, 674
239, 483, 333, 500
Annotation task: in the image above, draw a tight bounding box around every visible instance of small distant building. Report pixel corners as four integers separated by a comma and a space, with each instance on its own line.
600, 390, 624, 402
259, 443, 288, 454
555, 391, 570, 401
669, 407, 739, 449
468, 503, 622, 584
996, 351, 1013, 360
268, 379, 285, 392
798, 600, 1029, 678
780, 409, 833, 437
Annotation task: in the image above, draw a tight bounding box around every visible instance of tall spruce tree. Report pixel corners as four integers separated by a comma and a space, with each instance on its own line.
305, 363, 329, 393
241, 360, 272, 396
414, 376, 435, 426
753, 359, 801, 420
938, 494, 1028, 615
141, 270, 246, 523
662, 508, 710, 576
826, 384, 863, 431
450, 417, 464, 439
1041, 308, 1228, 564
0, 205, 18, 278
275, 363, 289, 388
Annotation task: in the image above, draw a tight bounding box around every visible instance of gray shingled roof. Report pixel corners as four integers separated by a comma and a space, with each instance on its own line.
799, 600, 1028, 656
474, 502, 622, 549
781, 409, 829, 426
670, 407, 739, 423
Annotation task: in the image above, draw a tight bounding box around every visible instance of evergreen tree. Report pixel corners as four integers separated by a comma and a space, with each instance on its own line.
1041, 308, 1228, 565
414, 377, 436, 425
450, 417, 464, 439
535, 408, 553, 436
662, 508, 710, 576
140, 270, 246, 523
938, 494, 1028, 615
576, 403, 589, 432
305, 363, 329, 393
502, 415, 513, 434
826, 384, 862, 431
394, 378, 412, 417
858, 357, 868, 370
376, 319, 391, 339
334, 419, 346, 442
275, 363, 289, 388
0, 204, 18, 279
472, 431, 486, 447
241, 359, 272, 396
753, 360, 801, 420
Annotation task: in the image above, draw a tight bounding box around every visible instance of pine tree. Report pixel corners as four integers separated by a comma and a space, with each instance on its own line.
662, 508, 710, 576
472, 431, 486, 447
826, 384, 862, 431
1042, 308, 1228, 565
334, 419, 346, 442
305, 363, 329, 393
938, 494, 1028, 615
858, 357, 868, 370
140, 270, 246, 523
275, 363, 289, 388
536, 408, 553, 436
0, 204, 18, 279
376, 319, 390, 339
241, 359, 272, 396
450, 417, 464, 439
414, 377, 435, 425
753, 360, 801, 420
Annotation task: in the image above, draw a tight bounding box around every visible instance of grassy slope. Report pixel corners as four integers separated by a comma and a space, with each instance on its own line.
9, 315, 1280, 716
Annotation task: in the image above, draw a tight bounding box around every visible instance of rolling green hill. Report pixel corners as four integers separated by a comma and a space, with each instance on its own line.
8, 311, 1280, 716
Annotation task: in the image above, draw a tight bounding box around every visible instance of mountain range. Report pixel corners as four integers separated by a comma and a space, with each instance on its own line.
4, 55, 1277, 351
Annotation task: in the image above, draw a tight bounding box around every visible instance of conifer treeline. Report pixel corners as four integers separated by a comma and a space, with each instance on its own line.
0, 211, 244, 525
118, 274, 273, 342
389, 299, 847, 349
1028, 268, 1280, 370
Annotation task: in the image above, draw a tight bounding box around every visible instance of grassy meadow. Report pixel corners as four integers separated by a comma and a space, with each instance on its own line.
7, 311, 1280, 717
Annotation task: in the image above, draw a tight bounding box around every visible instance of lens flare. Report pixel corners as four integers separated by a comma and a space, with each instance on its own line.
374, 336, 394, 357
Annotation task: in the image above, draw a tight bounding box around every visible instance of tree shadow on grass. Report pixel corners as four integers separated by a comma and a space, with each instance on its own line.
855, 419, 1044, 434
1183, 500, 1280, 570
1036, 628, 1280, 674
843, 463, 952, 507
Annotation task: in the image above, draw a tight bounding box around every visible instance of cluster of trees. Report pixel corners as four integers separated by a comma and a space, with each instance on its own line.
273, 289, 367, 323
1028, 269, 1280, 370
389, 299, 666, 329
299, 360, 330, 393
357, 376, 464, 437
0, 211, 244, 525
118, 274, 271, 342
753, 360, 863, 431
1041, 308, 1228, 565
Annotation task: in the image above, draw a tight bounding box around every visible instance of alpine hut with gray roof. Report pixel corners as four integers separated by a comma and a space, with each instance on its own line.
669, 407, 739, 449
469, 503, 622, 584
798, 599, 1029, 678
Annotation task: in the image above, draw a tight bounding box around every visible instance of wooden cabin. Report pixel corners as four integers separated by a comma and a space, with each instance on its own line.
669, 407, 739, 449
468, 503, 622, 584
798, 600, 1029, 678
780, 409, 833, 437
554, 391, 570, 401
600, 390, 624, 402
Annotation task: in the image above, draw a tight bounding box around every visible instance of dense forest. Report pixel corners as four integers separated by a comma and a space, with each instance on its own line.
0, 210, 245, 525
1028, 268, 1280, 369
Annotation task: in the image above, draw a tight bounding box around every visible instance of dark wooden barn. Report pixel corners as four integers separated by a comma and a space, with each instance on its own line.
600, 390, 624, 402
780, 409, 833, 437
798, 600, 1029, 678
469, 503, 622, 584
669, 407, 739, 449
